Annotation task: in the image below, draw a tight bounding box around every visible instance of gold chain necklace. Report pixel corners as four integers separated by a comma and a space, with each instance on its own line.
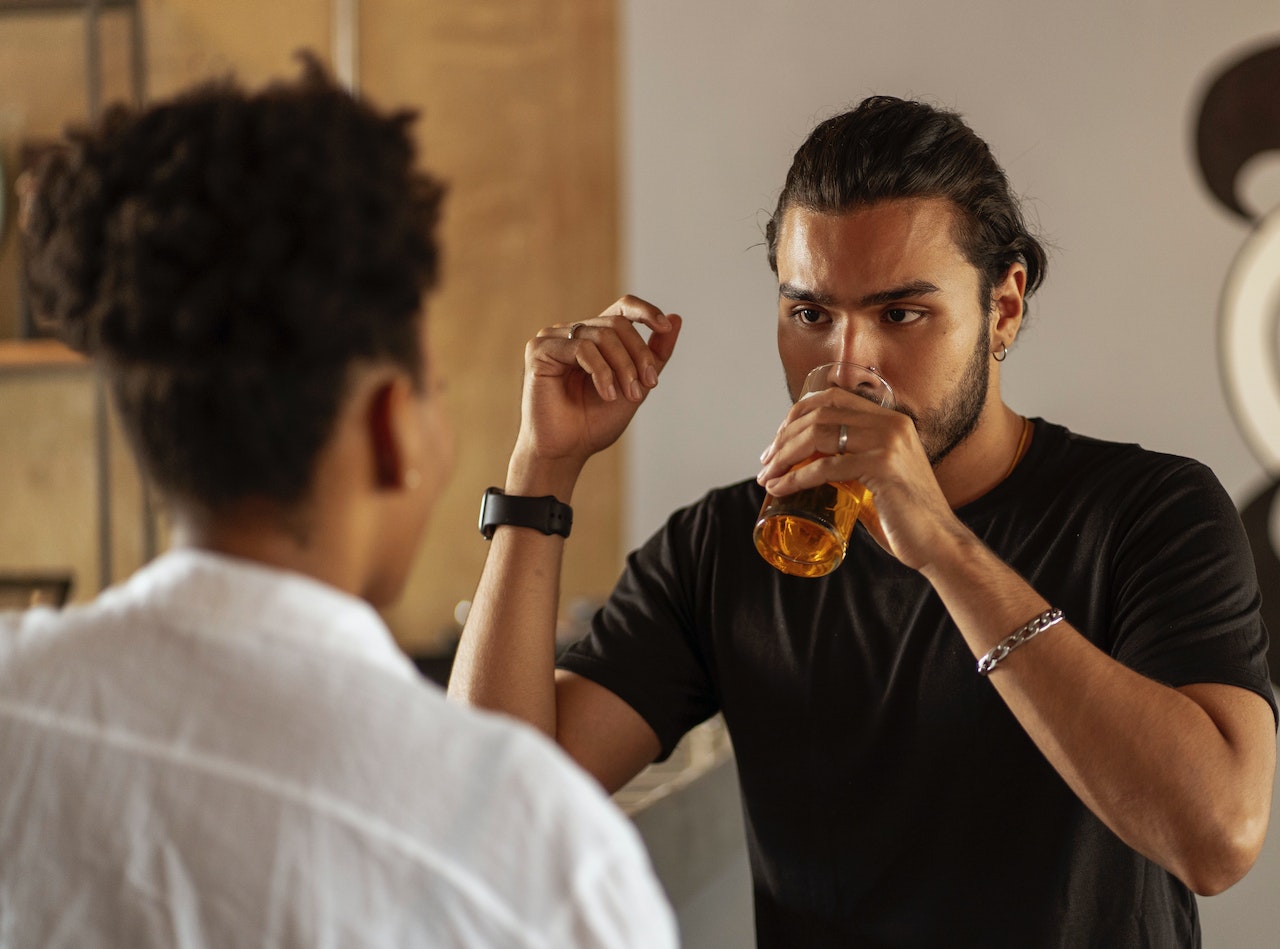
1003, 416, 1032, 480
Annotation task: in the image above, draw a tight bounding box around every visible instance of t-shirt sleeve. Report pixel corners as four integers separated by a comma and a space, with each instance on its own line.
557, 499, 722, 760
1107, 456, 1277, 725
519, 739, 681, 949
460, 723, 680, 949
556, 820, 681, 949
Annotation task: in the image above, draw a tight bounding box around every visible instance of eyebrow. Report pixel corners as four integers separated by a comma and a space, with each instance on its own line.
778, 279, 942, 308
778, 282, 837, 306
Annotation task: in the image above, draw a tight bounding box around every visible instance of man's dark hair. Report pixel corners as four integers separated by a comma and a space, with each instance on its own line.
22, 53, 445, 511
765, 96, 1047, 308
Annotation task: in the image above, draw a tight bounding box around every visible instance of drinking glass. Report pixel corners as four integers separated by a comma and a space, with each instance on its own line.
753, 362, 894, 577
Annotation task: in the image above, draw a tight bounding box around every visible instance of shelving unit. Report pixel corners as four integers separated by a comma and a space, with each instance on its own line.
0, 0, 146, 121
1, 0, 150, 588
0, 338, 84, 368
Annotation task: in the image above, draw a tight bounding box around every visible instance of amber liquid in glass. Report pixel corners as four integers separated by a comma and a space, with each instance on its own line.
754, 478, 871, 578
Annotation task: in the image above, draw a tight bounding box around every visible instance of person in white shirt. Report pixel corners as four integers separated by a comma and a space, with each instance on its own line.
2, 54, 677, 949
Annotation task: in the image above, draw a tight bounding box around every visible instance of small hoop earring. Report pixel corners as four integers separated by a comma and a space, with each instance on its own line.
993, 342, 1008, 362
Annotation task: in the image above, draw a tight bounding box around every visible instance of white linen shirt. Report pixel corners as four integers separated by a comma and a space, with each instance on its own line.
0, 549, 677, 949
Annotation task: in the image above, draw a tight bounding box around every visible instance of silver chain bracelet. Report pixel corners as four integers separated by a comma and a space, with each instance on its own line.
976, 608, 1064, 676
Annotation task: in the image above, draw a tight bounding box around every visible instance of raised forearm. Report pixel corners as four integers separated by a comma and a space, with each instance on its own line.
450, 299, 680, 739
921, 530, 1275, 894
446, 458, 582, 736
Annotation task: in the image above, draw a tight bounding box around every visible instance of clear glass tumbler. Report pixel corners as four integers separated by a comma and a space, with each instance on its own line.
753, 362, 894, 577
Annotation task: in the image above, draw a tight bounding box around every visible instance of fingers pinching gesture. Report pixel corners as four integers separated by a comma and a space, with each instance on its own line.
516, 295, 682, 478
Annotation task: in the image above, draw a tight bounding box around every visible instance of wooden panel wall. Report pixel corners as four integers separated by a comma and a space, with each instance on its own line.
0, 0, 622, 652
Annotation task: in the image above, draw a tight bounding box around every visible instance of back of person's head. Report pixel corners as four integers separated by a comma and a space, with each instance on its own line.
22, 53, 446, 514
765, 95, 1047, 306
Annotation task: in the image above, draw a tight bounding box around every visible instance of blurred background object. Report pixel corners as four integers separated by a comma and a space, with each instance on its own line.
0, 570, 71, 609
0, 0, 625, 662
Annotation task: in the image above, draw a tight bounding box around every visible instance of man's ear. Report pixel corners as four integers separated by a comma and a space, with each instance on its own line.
991, 262, 1027, 345
366, 378, 414, 491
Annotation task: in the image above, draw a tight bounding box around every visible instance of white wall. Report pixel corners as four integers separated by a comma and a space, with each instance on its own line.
621, 2, 1280, 946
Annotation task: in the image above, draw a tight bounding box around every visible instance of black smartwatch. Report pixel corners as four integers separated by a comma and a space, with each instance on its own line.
478, 487, 573, 540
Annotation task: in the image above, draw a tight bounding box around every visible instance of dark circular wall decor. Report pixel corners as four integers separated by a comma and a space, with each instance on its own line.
1195, 40, 1280, 684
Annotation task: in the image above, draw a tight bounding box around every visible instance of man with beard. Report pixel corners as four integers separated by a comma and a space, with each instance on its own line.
450, 96, 1277, 946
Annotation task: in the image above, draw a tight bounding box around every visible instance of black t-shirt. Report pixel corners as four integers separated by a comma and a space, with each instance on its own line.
559, 420, 1276, 948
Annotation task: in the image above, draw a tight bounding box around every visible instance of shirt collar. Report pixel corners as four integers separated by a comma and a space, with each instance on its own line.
115, 548, 416, 681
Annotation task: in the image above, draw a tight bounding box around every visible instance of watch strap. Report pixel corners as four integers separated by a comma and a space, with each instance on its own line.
478, 487, 573, 540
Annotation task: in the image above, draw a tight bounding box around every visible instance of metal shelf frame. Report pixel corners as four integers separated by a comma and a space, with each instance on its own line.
2, 0, 150, 588
1, 0, 146, 121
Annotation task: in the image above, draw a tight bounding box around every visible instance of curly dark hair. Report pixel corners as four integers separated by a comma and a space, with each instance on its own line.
22, 53, 445, 511
766, 96, 1047, 312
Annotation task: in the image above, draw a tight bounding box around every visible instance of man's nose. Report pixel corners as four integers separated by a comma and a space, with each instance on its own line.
836, 321, 878, 368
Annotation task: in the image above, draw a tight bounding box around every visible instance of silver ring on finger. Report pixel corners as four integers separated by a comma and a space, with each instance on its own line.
837, 423, 848, 454
567, 321, 587, 340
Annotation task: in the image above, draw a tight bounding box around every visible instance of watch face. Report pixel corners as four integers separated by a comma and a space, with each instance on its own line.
479, 488, 501, 538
